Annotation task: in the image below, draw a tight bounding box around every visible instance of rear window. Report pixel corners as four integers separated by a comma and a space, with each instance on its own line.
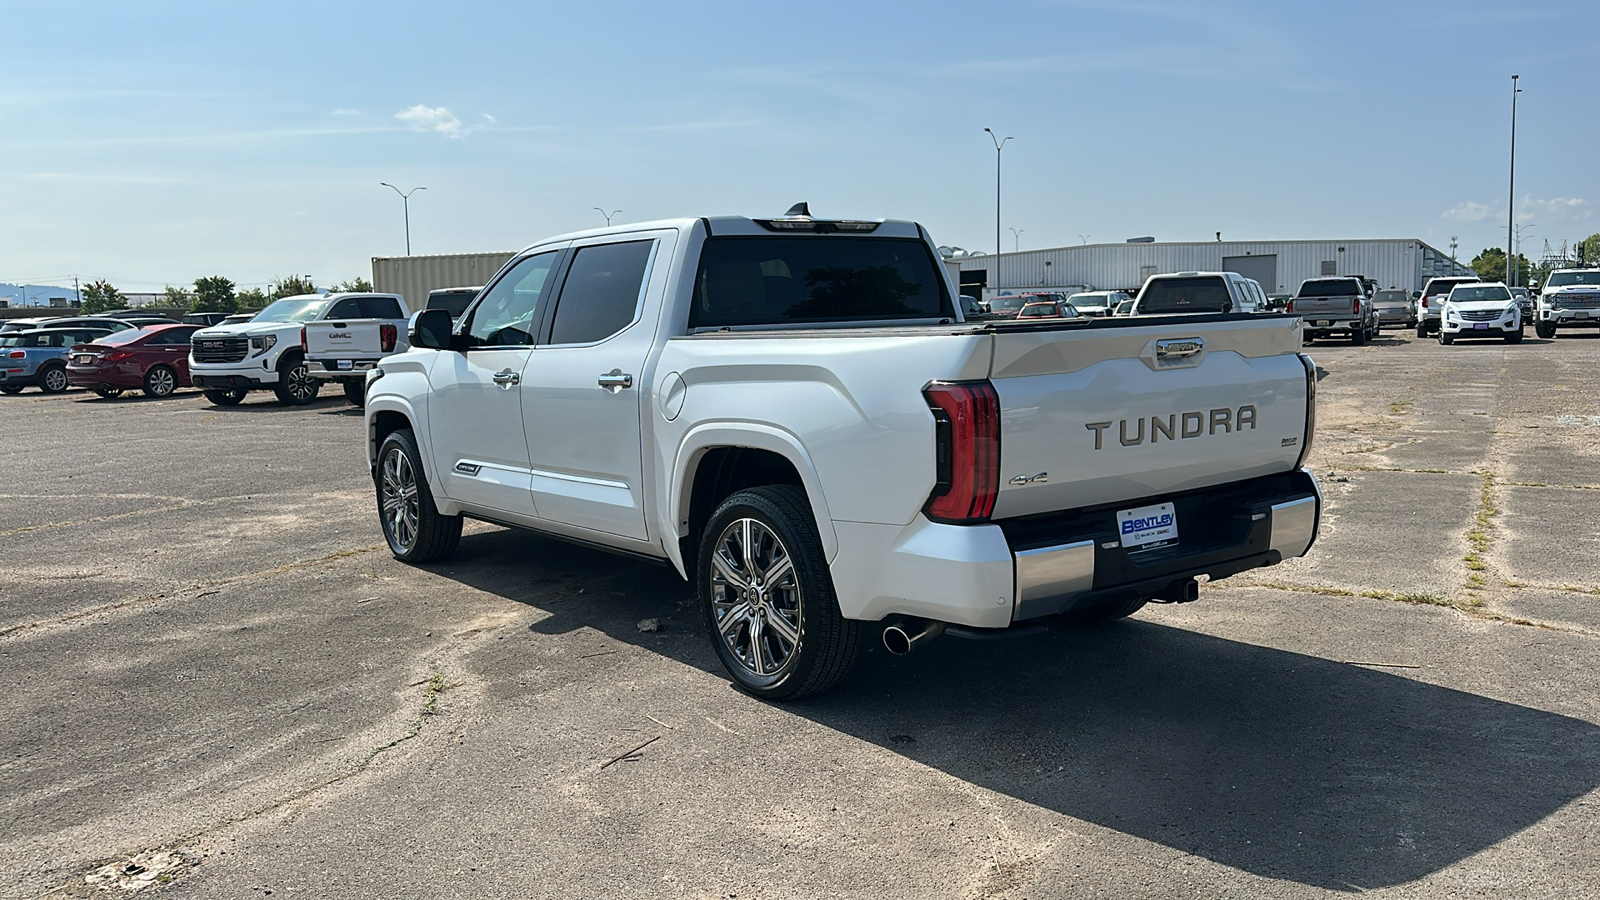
1424, 278, 1475, 297
1374, 290, 1408, 303
98, 329, 153, 346
1138, 276, 1233, 313
989, 295, 1028, 311
1449, 286, 1510, 302
1297, 279, 1361, 298
690, 236, 952, 329
427, 290, 478, 317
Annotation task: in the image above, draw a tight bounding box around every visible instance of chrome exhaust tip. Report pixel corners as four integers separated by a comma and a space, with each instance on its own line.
882, 619, 946, 655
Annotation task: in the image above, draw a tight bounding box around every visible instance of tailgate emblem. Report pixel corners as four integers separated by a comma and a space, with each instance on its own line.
1009, 472, 1049, 486
1156, 337, 1205, 359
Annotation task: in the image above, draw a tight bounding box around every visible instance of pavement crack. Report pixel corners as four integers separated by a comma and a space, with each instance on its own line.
1240, 580, 1600, 639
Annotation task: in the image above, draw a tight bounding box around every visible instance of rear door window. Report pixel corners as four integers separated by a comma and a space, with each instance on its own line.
358, 296, 404, 318
546, 241, 655, 344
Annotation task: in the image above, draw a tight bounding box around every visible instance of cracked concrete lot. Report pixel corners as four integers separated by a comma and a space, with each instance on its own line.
2, 330, 1599, 899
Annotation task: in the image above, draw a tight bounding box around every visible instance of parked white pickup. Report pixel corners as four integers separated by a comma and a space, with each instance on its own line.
365, 206, 1322, 699
302, 293, 411, 405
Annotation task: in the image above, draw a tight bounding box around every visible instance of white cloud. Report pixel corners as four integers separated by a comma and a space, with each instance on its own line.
1521, 196, 1592, 223
396, 104, 464, 138
1442, 202, 1491, 222
481, 113, 497, 125
331, 108, 360, 117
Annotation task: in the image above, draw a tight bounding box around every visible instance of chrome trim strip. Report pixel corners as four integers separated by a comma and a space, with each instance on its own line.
527, 466, 629, 490
1014, 539, 1095, 620
1269, 495, 1318, 559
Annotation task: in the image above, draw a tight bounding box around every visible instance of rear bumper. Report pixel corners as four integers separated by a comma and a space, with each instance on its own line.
0, 369, 40, 386
829, 469, 1322, 628
1302, 318, 1362, 332
67, 364, 141, 388
307, 359, 380, 380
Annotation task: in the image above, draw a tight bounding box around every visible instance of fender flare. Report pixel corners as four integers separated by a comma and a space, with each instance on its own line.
665, 423, 838, 577
365, 395, 457, 513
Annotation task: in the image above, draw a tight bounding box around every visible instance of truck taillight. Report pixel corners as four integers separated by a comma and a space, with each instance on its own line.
300, 326, 307, 352
1353, 298, 1362, 316
380, 323, 397, 353
922, 382, 1001, 524
1285, 300, 1294, 313
1296, 353, 1317, 469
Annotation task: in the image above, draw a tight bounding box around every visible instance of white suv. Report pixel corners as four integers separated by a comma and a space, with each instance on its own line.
1438, 282, 1522, 345
1131, 272, 1267, 315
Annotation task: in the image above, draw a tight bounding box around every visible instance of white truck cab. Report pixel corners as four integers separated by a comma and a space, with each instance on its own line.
1131, 272, 1267, 316
1535, 268, 1600, 339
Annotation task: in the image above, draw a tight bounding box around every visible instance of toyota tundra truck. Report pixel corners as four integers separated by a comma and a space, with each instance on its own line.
189, 292, 400, 406
1534, 267, 1600, 339
364, 207, 1322, 699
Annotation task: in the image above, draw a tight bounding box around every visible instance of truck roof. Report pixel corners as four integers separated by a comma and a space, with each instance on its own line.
511, 212, 924, 256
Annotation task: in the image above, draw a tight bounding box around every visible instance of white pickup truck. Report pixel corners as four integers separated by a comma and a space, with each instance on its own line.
365, 208, 1322, 699
301, 293, 410, 405
190, 292, 400, 406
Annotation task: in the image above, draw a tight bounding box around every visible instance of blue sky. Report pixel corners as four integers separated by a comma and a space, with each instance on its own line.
2, 0, 1595, 293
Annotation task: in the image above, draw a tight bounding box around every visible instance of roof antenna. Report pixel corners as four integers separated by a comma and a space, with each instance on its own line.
784, 202, 811, 218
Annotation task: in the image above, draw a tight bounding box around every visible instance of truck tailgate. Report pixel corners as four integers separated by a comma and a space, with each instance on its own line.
305, 321, 385, 358
987, 316, 1310, 519
1291, 297, 1358, 317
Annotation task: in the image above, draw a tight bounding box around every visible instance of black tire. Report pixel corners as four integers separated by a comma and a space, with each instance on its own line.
1505, 329, 1523, 344
95, 386, 124, 399
376, 429, 462, 563
1535, 321, 1556, 339
1439, 332, 1454, 345
343, 379, 366, 407
698, 485, 860, 700
1062, 595, 1149, 625
0, 385, 21, 395
1415, 323, 1427, 338
142, 365, 177, 398
38, 364, 69, 394
204, 389, 246, 406
1350, 327, 1366, 346
273, 355, 320, 405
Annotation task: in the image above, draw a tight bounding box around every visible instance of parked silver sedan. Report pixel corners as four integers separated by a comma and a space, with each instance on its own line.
1371, 289, 1412, 329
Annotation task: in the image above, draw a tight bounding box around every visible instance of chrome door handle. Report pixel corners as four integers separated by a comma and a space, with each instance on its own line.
598, 369, 633, 392
492, 368, 520, 389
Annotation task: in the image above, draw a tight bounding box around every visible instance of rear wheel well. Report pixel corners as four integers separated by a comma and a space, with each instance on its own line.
682, 447, 806, 565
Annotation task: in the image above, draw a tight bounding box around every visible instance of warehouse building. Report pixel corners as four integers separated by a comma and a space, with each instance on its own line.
947, 238, 1474, 299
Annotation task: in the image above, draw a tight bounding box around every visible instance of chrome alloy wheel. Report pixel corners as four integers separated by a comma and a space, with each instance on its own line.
148, 367, 175, 396
42, 367, 68, 392
287, 363, 317, 401
380, 446, 420, 552
710, 518, 802, 677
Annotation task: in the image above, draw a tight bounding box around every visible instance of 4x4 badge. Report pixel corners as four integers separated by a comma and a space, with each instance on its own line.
1008, 472, 1049, 486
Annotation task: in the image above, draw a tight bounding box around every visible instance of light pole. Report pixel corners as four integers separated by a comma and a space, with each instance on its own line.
1513, 223, 1533, 287
1078, 234, 1091, 245
594, 208, 621, 226
983, 128, 1013, 268
1009, 228, 1024, 252
1507, 74, 1520, 287
1450, 235, 1458, 266
379, 183, 426, 256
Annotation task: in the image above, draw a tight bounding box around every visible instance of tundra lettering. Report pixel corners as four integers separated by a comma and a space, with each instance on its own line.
1086, 405, 1258, 449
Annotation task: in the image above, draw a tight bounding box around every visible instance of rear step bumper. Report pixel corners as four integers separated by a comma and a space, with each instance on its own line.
1004, 468, 1321, 621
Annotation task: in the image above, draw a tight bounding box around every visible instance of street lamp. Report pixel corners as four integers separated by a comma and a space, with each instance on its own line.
1513, 223, 1534, 287
379, 183, 426, 256
1507, 74, 1521, 287
594, 208, 621, 226
983, 127, 1013, 266
1009, 228, 1024, 252
1078, 234, 1091, 245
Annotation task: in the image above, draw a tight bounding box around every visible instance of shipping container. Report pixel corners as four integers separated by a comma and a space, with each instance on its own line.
371, 252, 517, 314
951, 238, 1473, 296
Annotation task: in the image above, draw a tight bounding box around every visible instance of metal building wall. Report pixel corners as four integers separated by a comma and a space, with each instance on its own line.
371, 252, 517, 313
957, 239, 1470, 296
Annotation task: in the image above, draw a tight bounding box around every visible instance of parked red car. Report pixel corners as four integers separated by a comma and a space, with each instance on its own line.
66, 324, 202, 398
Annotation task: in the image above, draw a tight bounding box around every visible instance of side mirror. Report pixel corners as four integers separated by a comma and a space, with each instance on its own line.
409, 309, 454, 351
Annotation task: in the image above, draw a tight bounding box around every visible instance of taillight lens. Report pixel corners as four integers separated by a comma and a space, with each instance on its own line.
1285, 300, 1295, 313
6, 350, 24, 359
300, 326, 307, 353
1296, 353, 1317, 469
380, 323, 397, 353
1353, 298, 1362, 316
105, 350, 133, 362
922, 382, 1001, 524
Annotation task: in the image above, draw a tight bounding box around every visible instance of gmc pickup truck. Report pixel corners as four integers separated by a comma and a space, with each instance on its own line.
190, 292, 402, 406
302, 293, 411, 405
1288, 277, 1378, 344
365, 207, 1322, 699
1534, 267, 1600, 339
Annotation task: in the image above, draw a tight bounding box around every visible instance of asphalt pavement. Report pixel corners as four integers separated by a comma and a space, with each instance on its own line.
2, 329, 1598, 899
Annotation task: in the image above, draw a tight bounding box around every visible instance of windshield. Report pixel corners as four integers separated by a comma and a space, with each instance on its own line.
988, 295, 1027, 311
1139, 276, 1233, 313
252, 297, 332, 323
1547, 271, 1600, 288
1449, 286, 1511, 302
1373, 290, 1408, 304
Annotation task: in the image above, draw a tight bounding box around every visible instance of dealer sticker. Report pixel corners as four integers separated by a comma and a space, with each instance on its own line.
1117, 502, 1178, 551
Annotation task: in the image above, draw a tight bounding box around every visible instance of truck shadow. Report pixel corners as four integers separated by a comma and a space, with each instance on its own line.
436, 527, 1600, 892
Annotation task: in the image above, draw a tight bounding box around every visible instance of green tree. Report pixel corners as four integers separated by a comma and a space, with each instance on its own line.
236, 287, 268, 308
191, 276, 238, 314
1469, 247, 1530, 284
334, 277, 373, 293
271, 275, 317, 299
1577, 233, 1600, 266
163, 285, 193, 311
80, 279, 125, 314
